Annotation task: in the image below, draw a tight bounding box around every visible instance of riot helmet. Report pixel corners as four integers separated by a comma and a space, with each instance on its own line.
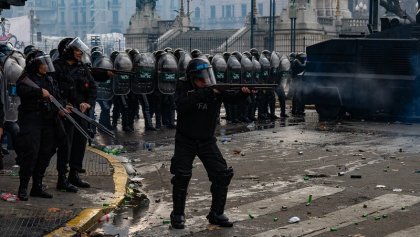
262, 50, 271, 59
24, 45, 37, 57
110, 51, 120, 63
222, 52, 231, 62
243, 51, 252, 59
231, 51, 242, 61
125, 48, 132, 53
178, 52, 192, 74
296, 52, 307, 64
173, 48, 184, 60
250, 48, 259, 57
91, 46, 103, 54
191, 49, 202, 58
0, 52, 6, 65
91, 51, 103, 65
59, 37, 90, 61
154, 50, 166, 61
128, 49, 140, 61
25, 50, 55, 74
0, 43, 15, 56
114, 52, 133, 71
164, 47, 173, 54
50, 49, 59, 62
289, 52, 297, 61
186, 58, 216, 88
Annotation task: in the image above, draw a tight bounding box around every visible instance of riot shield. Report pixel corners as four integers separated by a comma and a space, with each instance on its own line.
226, 55, 241, 84
3, 51, 25, 122
270, 51, 281, 84
131, 52, 155, 94
93, 55, 114, 101
211, 54, 227, 84
241, 56, 254, 84
259, 54, 271, 84
178, 52, 192, 78
157, 53, 178, 95
252, 56, 262, 84
112, 52, 133, 95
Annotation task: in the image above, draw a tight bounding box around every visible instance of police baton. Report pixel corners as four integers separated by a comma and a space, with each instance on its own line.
20, 77, 94, 142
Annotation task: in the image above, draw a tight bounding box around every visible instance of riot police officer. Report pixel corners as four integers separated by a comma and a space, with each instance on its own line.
15, 50, 59, 200
54, 37, 96, 190
170, 58, 251, 229
290, 52, 306, 116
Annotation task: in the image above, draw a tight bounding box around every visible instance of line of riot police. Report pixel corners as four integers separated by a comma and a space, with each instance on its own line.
84, 47, 304, 132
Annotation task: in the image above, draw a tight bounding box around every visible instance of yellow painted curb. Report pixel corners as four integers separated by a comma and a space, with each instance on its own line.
45, 147, 128, 237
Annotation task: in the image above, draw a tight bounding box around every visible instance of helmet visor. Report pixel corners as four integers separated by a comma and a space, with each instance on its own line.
35, 55, 55, 72
67, 37, 90, 55
190, 67, 216, 88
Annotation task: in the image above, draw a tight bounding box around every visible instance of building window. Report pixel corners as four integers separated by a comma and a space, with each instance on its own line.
82, 0, 86, 5
232, 5, 235, 17
241, 4, 247, 17
258, 3, 263, 15
194, 7, 200, 19
112, 0, 119, 4
112, 11, 119, 24
82, 12, 86, 24
226, 5, 231, 18
73, 0, 78, 6
222, 6, 225, 18
210, 5, 216, 18
90, 10, 95, 21
170, 0, 175, 8
60, 0, 65, 6
74, 11, 78, 24
60, 11, 65, 24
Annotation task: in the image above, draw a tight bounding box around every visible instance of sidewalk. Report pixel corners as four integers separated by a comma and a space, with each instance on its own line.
0, 147, 128, 237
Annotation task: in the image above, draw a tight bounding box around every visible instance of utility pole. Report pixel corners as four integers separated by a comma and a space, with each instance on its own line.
29, 9, 34, 45
289, 0, 297, 53
250, 0, 256, 48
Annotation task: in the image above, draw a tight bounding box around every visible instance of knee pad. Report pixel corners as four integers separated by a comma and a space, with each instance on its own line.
171, 171, 192, 189
210, 167, 234, 187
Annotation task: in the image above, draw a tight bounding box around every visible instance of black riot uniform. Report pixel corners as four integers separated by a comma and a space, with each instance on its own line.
290, 52, 306, 116
15, 50, 59, 201
54, 37, 96, 190
170, 58, 250, 229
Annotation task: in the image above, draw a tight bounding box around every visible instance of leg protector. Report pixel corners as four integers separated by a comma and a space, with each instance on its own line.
171, 172, 192, 215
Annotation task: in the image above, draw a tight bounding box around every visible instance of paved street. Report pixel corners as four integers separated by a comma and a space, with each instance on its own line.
94, 110, 420, 237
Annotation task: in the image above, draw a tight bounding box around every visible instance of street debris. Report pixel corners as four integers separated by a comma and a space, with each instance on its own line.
306, 173, 329, 178
281, 206, 288, 211
103, 145, 126, 155
375, 185, 386, 189
98, 213, 114, 223
248, 213, 255, 219
220, 137, 232, 144
338, 172, 345, 176
1, 193, 18, 202
288, 216, 300, 224
392, 188, 402, 192
350, 175, 362, 179
143, 142, 155, 151
233, 149, 242, 155
298, 151, 303, 155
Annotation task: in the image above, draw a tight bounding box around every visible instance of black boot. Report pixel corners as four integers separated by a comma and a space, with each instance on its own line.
170, 174, 191, 229
18, 176, 30, 201
30, 177, 53, 199
0, 154, 3, 170
57, 174, 78, 193
207, 184, 233, 227
69, 169, 90, 188
170, 212, 186, 229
